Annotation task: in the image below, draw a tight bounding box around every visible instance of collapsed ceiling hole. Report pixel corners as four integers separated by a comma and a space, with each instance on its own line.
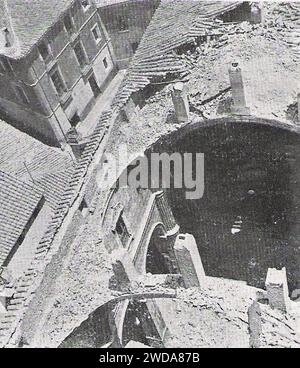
146, 121, 300, 291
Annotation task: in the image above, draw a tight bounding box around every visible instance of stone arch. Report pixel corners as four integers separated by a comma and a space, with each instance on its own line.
107, 115, 300, 290
143, 116, 300, 291
145, 116, 300, 156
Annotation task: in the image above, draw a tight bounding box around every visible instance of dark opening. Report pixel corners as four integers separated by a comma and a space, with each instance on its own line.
122, 301, 162, 347
50, 68, 66, 96
59, 303, 112, 348
217, 3, 252, 23
146, 122, 300, 291
79, 198, 89, 217
146, 226, 170, 274
131, 42, 139, 53
88, 73, 101, 98
74, 42, 87, 68
38, 42, 51, 62
103, 57, 108, 69
115, 213, 130, 247
70, 113, 81, 127
64, 14, 74, 34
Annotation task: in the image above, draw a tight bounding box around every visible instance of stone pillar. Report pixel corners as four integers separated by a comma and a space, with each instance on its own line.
265, 267, 290, 313
155, 191, 180, 273
122, 97, 139, 124
250, 3, 262, 24
228, 62, 250, 115
248, 301, 262, 348
174, 233, 206, 288
109, 249, 141, 292
66, 127, 86, 159
171, 82, 189, 123
155, 191, 178, 233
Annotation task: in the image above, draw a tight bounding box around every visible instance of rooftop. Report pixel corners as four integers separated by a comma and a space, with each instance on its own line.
1, 1, 300, 348
0, 171, 43, 267
114, 1, 300, 114
0, 0, 75, 59
114, 0, 243, 108
0, 120, 75, 210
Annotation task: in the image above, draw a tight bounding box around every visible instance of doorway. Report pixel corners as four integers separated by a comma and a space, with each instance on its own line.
88, 73, 101, 98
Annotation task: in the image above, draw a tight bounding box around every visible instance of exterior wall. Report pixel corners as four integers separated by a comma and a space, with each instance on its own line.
0, 0, 117, 146
0, 95, 59, 145
99, 0, 160, 68
101, 186, 153, 255
102, 187, 179, 274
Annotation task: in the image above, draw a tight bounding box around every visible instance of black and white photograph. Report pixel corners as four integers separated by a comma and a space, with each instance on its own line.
0, 0, 299, 352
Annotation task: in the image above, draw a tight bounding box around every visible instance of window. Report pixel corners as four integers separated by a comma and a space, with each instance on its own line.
38, 42, 51, 62
64, 14, 74, 34
88, 73, 101, 98
15, 85, 30, 105
81, 0, 90, 11
0, 57, 13, 73
70, 113, 81, 127
91, 24, 101, 44
117, 16, 129, 31
50, 68, 66, 96
74, 41, 88, 68
103, 57, 108, 69
115, 213, 130, 247
79, 198, 89, 217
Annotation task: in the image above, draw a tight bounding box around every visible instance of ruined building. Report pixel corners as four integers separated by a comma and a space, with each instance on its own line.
0, 1, 300, 348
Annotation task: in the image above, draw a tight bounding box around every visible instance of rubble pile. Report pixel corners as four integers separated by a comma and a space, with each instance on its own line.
264, 2, 300, 58
161, 278, 300, 348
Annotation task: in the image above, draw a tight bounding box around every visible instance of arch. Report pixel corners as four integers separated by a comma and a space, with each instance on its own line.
107, 115, 300, 290
59, 292, 175, 348
145, 118, 300, 290
145, 116, 300, 156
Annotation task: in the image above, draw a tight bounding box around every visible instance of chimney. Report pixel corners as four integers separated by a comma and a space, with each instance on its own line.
248, 301, 262, 348
171, 82, 190, 123
65, 127, 86, 160
228, 62, 250, 115
265, 267, 290, 313
3, 27, 13, 48
174, 233, 206, 288
250, 3, 262, 24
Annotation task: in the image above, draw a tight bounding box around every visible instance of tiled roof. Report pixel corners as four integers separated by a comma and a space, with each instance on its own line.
114, 0, 241, 108
0, 110, 112, 347
0, 171, 43, 267
0, 120, 75, 210
0, 0, 75, 58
